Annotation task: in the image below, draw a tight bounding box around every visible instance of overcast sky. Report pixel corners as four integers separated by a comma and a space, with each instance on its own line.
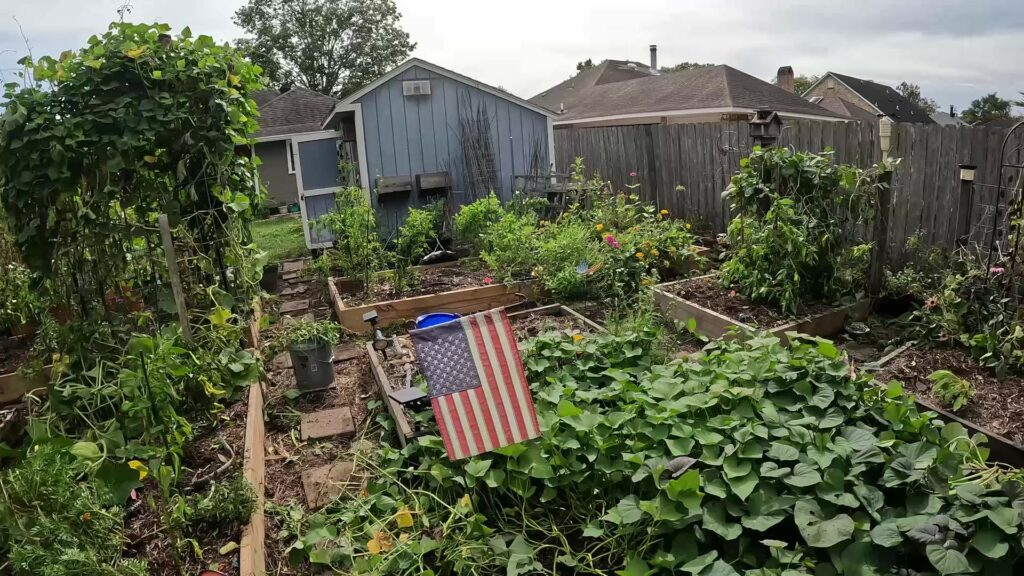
2, 0, 1022, 114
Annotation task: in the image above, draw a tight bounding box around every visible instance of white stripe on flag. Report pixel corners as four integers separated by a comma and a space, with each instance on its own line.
451, 392, 480, 457
465, 385, 496, 452
490, 310, 540, 438
461, 318, 509, 447
437, 396, 465, 460
474, 315, 524, 442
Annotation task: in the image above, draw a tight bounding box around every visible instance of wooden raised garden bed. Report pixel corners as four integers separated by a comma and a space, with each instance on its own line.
328, 260, 535, 333
653, 274, 868, 341
872, 343, 1024, 468
368, 304, 603, 447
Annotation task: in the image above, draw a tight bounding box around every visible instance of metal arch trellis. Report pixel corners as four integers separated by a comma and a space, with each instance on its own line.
987, 121, 1024, 285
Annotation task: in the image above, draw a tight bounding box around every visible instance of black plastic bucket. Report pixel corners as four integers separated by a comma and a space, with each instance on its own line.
288, 340, 335, 392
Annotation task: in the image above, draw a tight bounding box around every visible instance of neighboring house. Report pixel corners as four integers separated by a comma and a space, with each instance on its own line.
930, 110, 967, 127
254, 88, 341, 208
531, 50, 845, 128
266, 58, 554, 248
802, 72, 935, 124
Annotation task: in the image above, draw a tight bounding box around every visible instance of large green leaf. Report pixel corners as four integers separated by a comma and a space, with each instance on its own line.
703, 502, 742, 540
783, 463, 822, 488
925, 545, 970, 575
768, 442, 801, 461
971, 526, 1009, 559
794, 500, 855, 548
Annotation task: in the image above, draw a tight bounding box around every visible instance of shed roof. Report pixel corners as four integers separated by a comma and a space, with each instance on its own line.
255, 87, 339, 138
534, 65, 846, 123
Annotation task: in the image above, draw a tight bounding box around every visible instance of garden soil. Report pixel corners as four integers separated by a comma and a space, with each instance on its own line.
668, 276, 831, 329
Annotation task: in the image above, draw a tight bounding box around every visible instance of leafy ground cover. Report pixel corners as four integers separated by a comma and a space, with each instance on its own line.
252, 216, 309, 264
270, 328, 1024, 575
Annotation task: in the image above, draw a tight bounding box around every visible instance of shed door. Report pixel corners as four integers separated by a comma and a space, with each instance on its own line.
293, 135, 342, 248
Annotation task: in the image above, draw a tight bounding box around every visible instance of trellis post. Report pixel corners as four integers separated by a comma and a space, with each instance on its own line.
868, 168, 894, 297
158, 214, 193, 343
956, 164, 977, 249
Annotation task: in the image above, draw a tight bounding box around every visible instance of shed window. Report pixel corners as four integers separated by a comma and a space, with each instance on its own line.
286, 140, 296, 174
826, 78, 836, 90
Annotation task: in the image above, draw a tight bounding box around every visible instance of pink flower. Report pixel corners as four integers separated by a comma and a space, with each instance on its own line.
990, 266, 1005, 275
604, 234, 621, 249
629, 171, 638, 178
483, 276, 492, 285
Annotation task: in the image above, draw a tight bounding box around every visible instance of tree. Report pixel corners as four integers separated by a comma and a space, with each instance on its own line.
961, 93, 1013, 125
772, 74, 818, 95
234, 0, 415, 96
896, 81, 938, 114
576, 58, 595, 71
663, 61, 715, 73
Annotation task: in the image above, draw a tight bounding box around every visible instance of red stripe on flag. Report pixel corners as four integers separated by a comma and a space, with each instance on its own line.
432, 397, 457, 458
469, 315, 515, 443
458, 389, 487, 455
499, 309, 541, 436
473, 386, 499, 452
443, 394, 470, 458
482, 312, 529, 441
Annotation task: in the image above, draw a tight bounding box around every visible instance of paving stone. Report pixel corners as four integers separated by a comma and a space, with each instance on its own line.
301, 461, 357, 509
278, 299, 310, 314
281, 271, 300, 281
271, 352, 292, 371
281, 259, 310, 273
300, 406, 355, 441
279, 284, 309, 297
333, 344, 363, 363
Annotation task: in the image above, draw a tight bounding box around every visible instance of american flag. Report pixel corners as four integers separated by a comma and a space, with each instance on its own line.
411, 308, 541, 460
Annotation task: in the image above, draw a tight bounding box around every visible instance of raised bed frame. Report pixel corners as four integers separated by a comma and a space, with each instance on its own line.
367, 303, 603, 447
653, 274, 868, 341
871, 343, 1024, 468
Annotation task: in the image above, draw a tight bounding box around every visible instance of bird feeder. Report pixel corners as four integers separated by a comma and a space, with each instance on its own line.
749, 109, 783, 148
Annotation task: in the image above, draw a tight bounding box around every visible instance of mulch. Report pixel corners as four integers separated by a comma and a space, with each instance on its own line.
665, 276, 831, 329
873, 345, 1024, 446
338, 261, 494, 307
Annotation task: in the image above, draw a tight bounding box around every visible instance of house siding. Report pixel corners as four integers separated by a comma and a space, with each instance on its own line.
805, 77, 880, 121
354, 64, 552, 233
255, 141, 298, 207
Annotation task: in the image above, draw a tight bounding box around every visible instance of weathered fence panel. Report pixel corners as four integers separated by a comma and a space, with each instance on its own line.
555, 119, 1024, 265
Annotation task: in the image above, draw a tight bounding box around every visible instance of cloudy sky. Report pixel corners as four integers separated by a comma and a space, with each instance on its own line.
1, 0, 1022, 114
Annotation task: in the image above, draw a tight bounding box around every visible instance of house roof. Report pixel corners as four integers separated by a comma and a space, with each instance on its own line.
256, 87, 339, 138
530, 59, 655, 113
811, 96, 879, 123
252, 89, 281, 107
980, 117, 1023, 129
931, 111, 967, 127
336, 58, 555, 119
534, 65, 846, 124
808, 73, 935, 124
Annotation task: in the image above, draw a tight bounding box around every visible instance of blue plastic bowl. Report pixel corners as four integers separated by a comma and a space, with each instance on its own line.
415, 312, 462, 329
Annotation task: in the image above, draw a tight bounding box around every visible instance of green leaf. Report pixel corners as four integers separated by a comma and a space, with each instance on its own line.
612, 495, 644, 525
70, 441, 102, 461
742, 511, 786, 531
760, 461, 791, 478
971, 526, 1009, 559
840, 426, 877, 452
464, 459, 491, 477
702, 502, 742, 540
557, 399, 583, 417
925, 544, 970, 575
666, 437, 695, 456
768, 442, 800, 461
783, 463, 822, 488
616, 556, 653, 576
681, 551, 718, 574
987, 507, 1020, 534
725, 471, 758, 501
794, 500, 854, 548
869, 520, 902, 547
700, 560, 740, 576
723, 456, 751, 478
582, 523, 604, 538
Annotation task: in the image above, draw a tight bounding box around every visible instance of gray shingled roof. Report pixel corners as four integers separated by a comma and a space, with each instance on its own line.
812, 96, 879, 123
826, 73, 935, 124
252, 89, 281, 107
535, 65, 845, 123
530, 60, 654, 113
256, 87, 339, 138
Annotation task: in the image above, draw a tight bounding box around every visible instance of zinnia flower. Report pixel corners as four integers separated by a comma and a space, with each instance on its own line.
604, 234, 621, 249
483, 277, 492, 285
629, 171, 638, 177
991, 266, 1005, 275
635, 252, 645, 260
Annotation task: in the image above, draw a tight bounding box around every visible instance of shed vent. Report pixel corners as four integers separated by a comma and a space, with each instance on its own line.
403, 80, 431, 96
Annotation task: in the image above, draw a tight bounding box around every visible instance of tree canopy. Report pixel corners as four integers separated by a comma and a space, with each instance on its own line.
961, 93, 1014, 125
662, 61, 715, 73
234, 0, 415, 96
896, 81, 938, 115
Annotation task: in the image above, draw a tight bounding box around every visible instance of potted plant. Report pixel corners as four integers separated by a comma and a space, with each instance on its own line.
276, 319, 340, 393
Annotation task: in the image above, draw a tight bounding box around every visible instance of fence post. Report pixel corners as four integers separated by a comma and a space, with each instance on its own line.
956, 164, 977, 248
867, 168, 894, 297
158, 214, 193, 343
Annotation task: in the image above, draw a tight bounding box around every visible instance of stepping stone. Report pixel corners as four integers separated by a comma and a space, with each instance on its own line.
333, 344, 363, 363
279, 284, 309, 297
300, 406, 355, 441
281, 271, 300, 281
281, 259, 309, 273
279, 299, 310, 314
301, 461, 357, 509
271, 352, 292, 371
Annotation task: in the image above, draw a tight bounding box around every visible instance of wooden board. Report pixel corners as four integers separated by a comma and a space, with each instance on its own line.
332, 281, 534, 333
366, 342, 415, 447
376, 175, 413, 195
239, 315, 266, 576
0, 366, 50, 406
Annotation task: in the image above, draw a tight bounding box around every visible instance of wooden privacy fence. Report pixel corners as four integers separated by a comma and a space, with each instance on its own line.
553, 120, 880, 233
554, 120, 1024, 265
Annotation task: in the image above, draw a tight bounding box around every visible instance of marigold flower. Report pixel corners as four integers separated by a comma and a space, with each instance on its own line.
660, 209, 669, 216
651, 249, 660, 257
635, 252, 645, 260
81, 512, 91, 522
685, 223, 692, 230
572, 334, 584, 342
595, 223, 604, 232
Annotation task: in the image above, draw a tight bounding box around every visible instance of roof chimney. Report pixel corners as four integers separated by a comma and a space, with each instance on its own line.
777, 66, 795, 93
649, 45, 658, 73
950, 104, 956, 118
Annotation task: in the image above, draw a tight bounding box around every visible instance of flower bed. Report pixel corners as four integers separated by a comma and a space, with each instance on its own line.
654, 274, 867, 340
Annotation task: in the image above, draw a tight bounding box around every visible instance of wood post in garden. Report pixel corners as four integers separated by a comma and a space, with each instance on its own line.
956, 164, 977, 248
867, 168, 894, 297
158, 214, 193, 343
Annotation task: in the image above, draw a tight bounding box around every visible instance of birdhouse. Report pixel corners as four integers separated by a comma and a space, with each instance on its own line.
749, 109, 783, 147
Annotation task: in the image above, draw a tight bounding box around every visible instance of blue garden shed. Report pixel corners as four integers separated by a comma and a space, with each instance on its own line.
293, 58, 556, 248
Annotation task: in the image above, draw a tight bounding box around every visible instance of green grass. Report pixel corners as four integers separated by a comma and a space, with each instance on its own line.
252, 216, 309, 263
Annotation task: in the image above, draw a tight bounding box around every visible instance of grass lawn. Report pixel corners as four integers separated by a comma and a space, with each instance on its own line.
252, 216, 309, 263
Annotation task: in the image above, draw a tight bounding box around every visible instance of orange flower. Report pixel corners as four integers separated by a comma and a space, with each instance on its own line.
81, 512, 91, 522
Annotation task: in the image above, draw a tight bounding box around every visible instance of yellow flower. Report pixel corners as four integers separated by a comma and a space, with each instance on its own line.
125, 47, 147, 59
399, 533, 410, 543
641, 277, 652, 287
459, 494, 472, 508
367, 531, 393, 554
660, 209, 669, 216
572, 334, 584, 342
685, 223, 692, 230
81, 512, 91, 522
128, 460, 149, 480
395, 506, 414, 528
539, 220, 549, 227
595, 223, 604, 232
651, 249, 660, 257
635, 252, 645, 260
